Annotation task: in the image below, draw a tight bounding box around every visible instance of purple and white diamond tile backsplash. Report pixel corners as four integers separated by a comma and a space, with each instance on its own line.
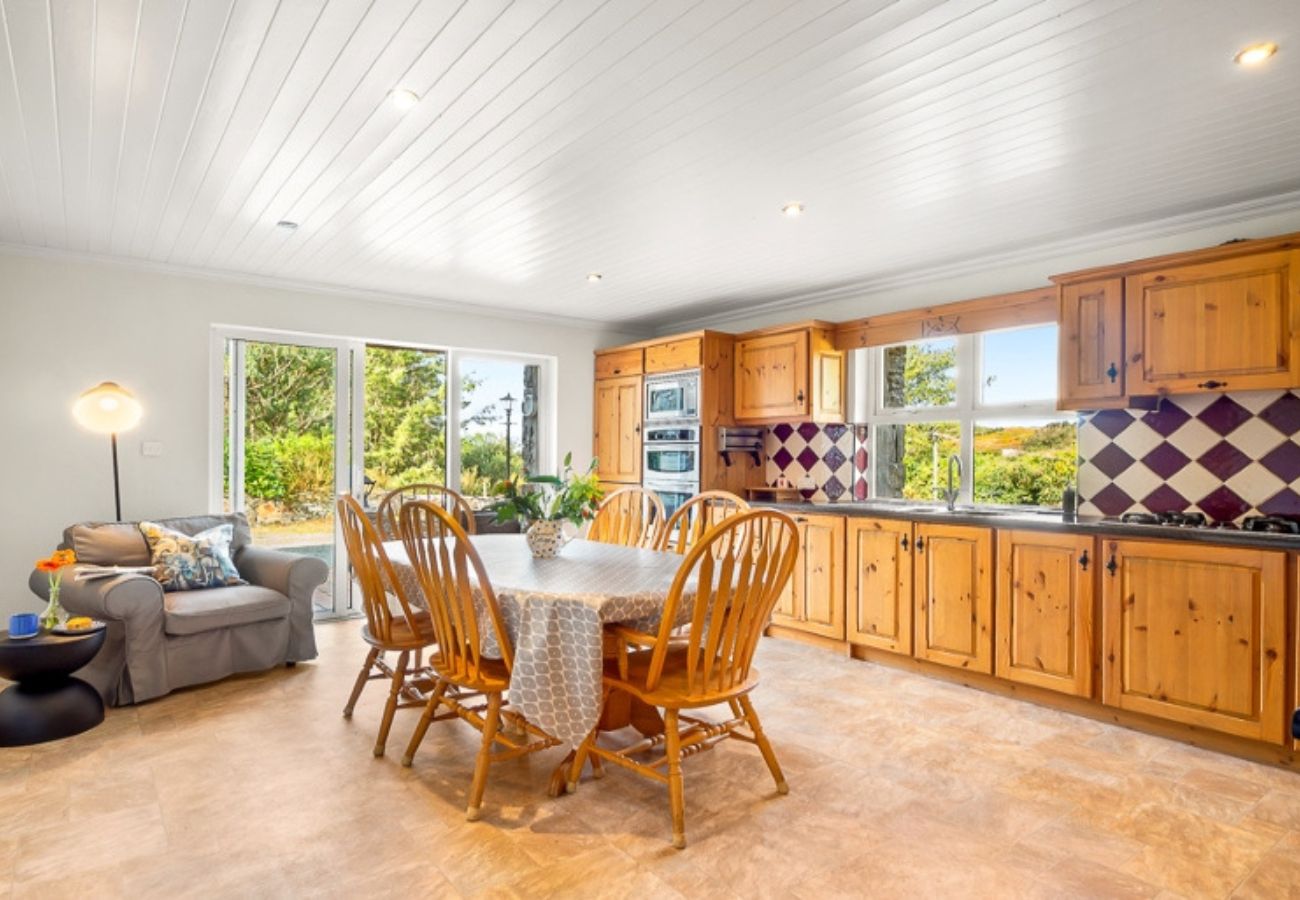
1077, 390, 1300, 523
764, 422, 868, 503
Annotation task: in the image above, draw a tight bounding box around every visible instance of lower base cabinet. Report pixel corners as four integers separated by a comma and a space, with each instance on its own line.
995, 530, 1095, 698
772, 514, 845, 639
1101, 539, 1288, 745
914, 523, 994, 674
846, 517, 913, 655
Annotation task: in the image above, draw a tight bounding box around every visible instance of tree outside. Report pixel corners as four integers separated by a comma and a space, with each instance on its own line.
227, 343, 538, 547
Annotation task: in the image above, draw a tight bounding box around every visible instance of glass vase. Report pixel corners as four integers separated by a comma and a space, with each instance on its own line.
40, 583, 64, 631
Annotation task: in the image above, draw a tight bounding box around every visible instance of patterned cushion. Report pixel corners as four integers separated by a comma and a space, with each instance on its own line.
139, 521, 245, 591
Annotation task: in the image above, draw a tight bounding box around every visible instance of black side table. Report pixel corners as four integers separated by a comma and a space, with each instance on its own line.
0, 628, 106, 746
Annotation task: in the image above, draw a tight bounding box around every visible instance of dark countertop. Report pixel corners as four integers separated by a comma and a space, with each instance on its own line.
752, 500, 1300, 553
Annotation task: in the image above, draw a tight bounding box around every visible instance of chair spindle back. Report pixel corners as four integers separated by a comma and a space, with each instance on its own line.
398, 500, 513, 683
337, 493, 430, 645
376, 483, 476, 542
658, 491, 750, 555
588, 486, 666, 549
646, 509, 798, 698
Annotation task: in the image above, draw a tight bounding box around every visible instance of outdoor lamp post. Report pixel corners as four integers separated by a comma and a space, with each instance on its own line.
72, 381, 143, 521
501, 393, 516, 482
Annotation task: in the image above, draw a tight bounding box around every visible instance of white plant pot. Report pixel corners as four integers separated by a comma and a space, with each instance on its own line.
525, 520, 568, 558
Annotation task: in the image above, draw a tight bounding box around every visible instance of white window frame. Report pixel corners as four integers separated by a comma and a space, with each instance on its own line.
860, 323, 1069, 507
208, 325, 557, 615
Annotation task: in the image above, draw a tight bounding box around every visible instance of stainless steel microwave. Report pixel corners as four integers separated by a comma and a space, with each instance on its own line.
644, 371, 700, 422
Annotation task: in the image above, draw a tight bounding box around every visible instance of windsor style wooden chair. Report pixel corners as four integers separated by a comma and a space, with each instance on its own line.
587, 486, 666, 549
397, 500, 560, 821
375, 483, 476, 541
337, 494, 441, 757
656, 490, 750, 555
568, 508, 799, 848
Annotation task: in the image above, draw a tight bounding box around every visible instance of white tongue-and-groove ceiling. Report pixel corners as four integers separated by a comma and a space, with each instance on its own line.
0, 0, 1297, 328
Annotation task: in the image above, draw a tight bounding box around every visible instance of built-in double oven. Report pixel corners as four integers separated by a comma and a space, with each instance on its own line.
642, 370, 701, 521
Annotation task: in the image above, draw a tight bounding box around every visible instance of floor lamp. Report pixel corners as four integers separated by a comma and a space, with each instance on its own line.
72, 382, 143, 521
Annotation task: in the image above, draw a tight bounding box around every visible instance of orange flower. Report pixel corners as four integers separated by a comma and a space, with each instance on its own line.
35, 549, 77, 573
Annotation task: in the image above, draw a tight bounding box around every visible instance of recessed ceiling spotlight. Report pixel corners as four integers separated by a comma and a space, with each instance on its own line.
276, 220, 298, 230
388, 88, 421, 111
586, 272, 603, 283
782, 202, 805, 217
1234, 42, 1278, 66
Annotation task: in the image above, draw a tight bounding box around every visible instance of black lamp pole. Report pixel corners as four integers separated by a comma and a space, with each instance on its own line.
501, 393, 516, 482
111, 432, 122, 521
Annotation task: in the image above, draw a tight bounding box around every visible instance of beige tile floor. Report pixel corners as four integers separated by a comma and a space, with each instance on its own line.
4, 622, 1300, 898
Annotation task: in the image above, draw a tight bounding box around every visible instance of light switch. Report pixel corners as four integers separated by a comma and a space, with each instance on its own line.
141, 441, 164, 457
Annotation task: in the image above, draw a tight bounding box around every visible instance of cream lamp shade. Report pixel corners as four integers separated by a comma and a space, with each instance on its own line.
72, 381, 143, 434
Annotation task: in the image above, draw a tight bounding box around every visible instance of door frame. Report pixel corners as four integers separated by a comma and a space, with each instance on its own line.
209, 326, 355, 615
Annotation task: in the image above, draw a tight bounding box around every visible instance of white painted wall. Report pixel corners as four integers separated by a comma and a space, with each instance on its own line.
0, 252, 642, 619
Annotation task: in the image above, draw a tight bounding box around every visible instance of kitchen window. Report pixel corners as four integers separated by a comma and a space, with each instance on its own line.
864, 323, 1076, 508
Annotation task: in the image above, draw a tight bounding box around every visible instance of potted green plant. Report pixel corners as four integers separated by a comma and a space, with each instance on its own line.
493, 453, 604, 558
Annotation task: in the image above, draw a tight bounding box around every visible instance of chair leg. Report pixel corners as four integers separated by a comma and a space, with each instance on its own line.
566, 730, 597, 793
664, 708, 686, 849
343, 647, 380, 718
374, 650, 409, 757
739, 693, 788, 795
401, 679, 448, 767
467, 692, 502, 822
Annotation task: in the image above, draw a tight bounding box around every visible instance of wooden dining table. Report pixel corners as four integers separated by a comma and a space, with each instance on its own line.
384, 534, 689, 770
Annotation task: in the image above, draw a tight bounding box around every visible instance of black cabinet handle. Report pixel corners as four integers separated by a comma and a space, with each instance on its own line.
900, 534, 909, 551
915, 536, 925, 552
1197, 380, 1227, 389
1106, 363, 1118, 383
1078, 549, 1089, 571
1106, 554, 1117, 576
634, 424, 641, 434
796, 389, 805, 404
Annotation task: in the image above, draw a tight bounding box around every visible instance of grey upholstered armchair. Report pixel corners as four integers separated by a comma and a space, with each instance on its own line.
28, 513, 326, 706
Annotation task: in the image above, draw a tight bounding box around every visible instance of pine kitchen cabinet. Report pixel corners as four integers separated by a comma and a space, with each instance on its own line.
593, 372, 642, 485
1101, 539, 1288, 744
845, 517, 914, 655
914, 522, 994, 674
772, 513, 845, 640
1057, 278, 1125, 409
734, 324, 844, 423
995, 530, 1096, 698
1125, 249, 1300, 396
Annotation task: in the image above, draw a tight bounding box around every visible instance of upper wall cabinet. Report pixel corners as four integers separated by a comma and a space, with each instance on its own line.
644, 337, 702, 373
594, 348, 644, 379
734, 324, 844, 423
1054, 234, 1300, 407
1058, 278, 1125, 409
1125, 250, 1300, 395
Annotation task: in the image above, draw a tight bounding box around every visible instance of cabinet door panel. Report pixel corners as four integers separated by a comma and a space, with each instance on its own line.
996, 531, 1094, 697
915, 524, 993, 673
1059, 279, 1124, 408
1126, 250, 1300, 393
735, 331, 808, 420
846, 518, 912, 654
797, 515, 845, 639
1101, 540, 1287, 744
593, 375, 641, 484
645, 338, 702, 373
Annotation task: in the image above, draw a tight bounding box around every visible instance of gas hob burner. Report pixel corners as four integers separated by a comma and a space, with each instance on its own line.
1241, 516, 1300, 535
1120, 512, 1161, 525
1161, 511, 1207, 528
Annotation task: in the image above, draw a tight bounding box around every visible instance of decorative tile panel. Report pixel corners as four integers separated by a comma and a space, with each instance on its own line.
1078, 389, 1300, 523
764, 422, 865, 504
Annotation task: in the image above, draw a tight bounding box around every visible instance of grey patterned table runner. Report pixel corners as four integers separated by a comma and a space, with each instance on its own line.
385, 535, 688, 746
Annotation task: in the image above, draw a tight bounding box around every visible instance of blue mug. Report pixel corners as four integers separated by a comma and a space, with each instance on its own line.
8, 613, 39, 638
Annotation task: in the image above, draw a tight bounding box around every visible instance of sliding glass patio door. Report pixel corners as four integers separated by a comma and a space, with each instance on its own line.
221, 333, 352, 617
